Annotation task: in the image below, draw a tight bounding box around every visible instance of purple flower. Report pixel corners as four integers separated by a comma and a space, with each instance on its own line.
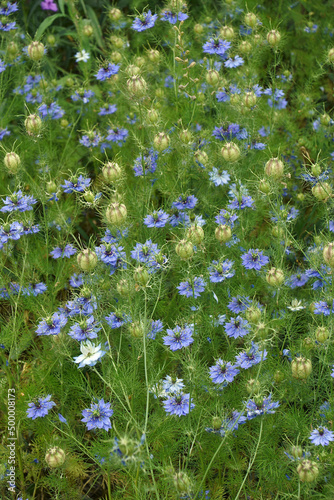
0, 2, 19, 15
224, 316, 250, 339
81, 399, 113, 431
0, 127, 10, 140
36, 312, 68, 336
38, 102, 65, 119
235, 342, 267, 369
163, 392, 194, 416
144, 210, 169, 228
95, 63, 119, 81
41, 0, 58, 11
309, 427, 334, 446
68, 316, 101, 341
69, 273, 84, 287
215, 209, 238, 228
203, 38, 231, 56
227, 195, 255, 210
209, 360, 239, 384
206, 410, 247, 436
286, 272, 309, 289
105, 127, 128, 146
241, 249, 269, 270
131, 239, 160, 263
147, 319, 164, 339
1, 190, 37, 213
50, 244, 76, 259
208, 168, 230, 186
79, 132, 104, 148
313, 301, 332, 315
98, 104, 117, 116
224, 56, 244, 68
172, 195, 198, 211
163, 325, 194, 351
133, 148, 158, 177
0, 221, 24, 243
58, 413, 68, 424
208, 259, 235, 283
105, 312, 129, 329
245, 394, 280, 420
61, 175, 91, 193
227, 296, 251, 314
27, 395, 56, 419
71, 89, 95, 103
132, 10, 158, 32
177, 277, 206, 298
160, 11, 188, 24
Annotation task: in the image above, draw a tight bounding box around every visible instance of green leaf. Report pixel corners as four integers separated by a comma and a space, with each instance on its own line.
58, 0, 65, 15
86, 6, 104, 49
35, 14, 67, 41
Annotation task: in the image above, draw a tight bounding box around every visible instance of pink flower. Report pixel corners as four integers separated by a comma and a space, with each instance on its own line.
41, 0, 58, 12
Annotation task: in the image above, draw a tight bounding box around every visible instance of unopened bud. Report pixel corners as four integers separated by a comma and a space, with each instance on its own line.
147, 49, 160, 63
297, 460, 319, 483
205, 69, 219, 86
259, 179, 271, 194
176, 239, 193, 260
173, 472, 191, 494
126, 76, 147, 97
153, 132, 170, 152
77, 249, 98, 271
245, 306, 261, 324
246, 378, 261, 394
147, 109, 159, 124
179, 129, 192, 144
291, 445, 303, 459
244, 13, 257, 28
194, 149, 208, 165
315, 326, 330, 343
266, 267, 284, 286
328, 47, 334, 64
219, 25, 235, 40
134, 266, 150, 286
243, 91, 257, 108
102, 161, 122, 183
27, 41, 45, 61
320, 113, 331, 126
239, 41, 252, 55
215, 225, 232, 243
4, 152, 21, 174
129, 321, 143, 338
25, 114, 42, 136
312, 182, 332, 201
291, 357, 312, 380
267, 30, 281, 46
45, 447, 66, 468
187, 225, 204, 245
194, 23, 204, 34
108, 7, 122, 21
106, 202, 127, 225
265, 157, 284, 179
323, 242, 334, 267
82, 23, 93, 37
221, 142, 240, 162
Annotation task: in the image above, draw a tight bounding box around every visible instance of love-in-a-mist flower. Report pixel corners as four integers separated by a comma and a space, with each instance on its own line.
235, 342, 267, 369
309, 427, 334, 446
163, 325, 194, 351
1, 190, 37, 213
144, 209, 169, 228
241, 249, 269, 270
177, 277, 206, 298
26, 395, 56, 419
245, 394, 280, 420
208, 259, 235, 283
163, 392, 194, 416
36, 312, 68, 336
203, 38, 231, 56
224, 316, 250, 338
209, 360, 239, 384
74, 50, 90, 63
95, 63, 119, 81
73, 340, 106, 368
162, 376, 185, 394
50, 244, 76, 259
81, 399, 113, 431
131, 10, 158, 32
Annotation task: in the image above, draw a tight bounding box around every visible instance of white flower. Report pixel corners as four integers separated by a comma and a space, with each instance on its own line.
74, 50, 90, 63
162, 375, 185, 394
287, 299, 306, 311
73, 340, 106, 368
209, 167, 230, 186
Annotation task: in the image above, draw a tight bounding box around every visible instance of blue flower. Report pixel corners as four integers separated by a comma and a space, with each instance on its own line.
227, 296, 251, 314
131, 239, 160, 263
81, 399, 113, 431
241, 249, 269, 270
285, 272, 309, 289
224, 56, 244, 68
208, 168, 230, 186
98, 104, 117, 116
50, 244, 76, 259
172, 195, 198, 210
163, 325, 194, 351
309, 427, 334, 446
147, 319, 164, 339
105, 312, 129, 329
68, 316, 101, 341
0, 127, 10, 140
203, 38, 231, 56
245, 394, 279, 420
1, 190, 37, 213
133, 148, 158, 176
235, 342, 267, 368
144, 209, 169, 228
95, 63, 119, 81
177, 277, 206, 298
160, 11, 188, 24
36, 312, 68, 336
58, 413, 68, 424
26, 395, 56, 419
132, 10, 158, 32
224, 316, 250, 339
163, 392, 194, 416
61, 175, 91, 193
215, 209, 238, 227
208, 259, 235, 283
227, 195, 255, 209
162, 375, 185, 393
209, 360, 239, 384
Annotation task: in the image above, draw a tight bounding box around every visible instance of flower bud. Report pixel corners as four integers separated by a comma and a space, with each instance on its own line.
106, 203, 127, 225
267, 30, 281, 46
215, 225, 232, 243
28, 41, 45, 61
297, 460, 319, 483
179, 129, 192, 144
239, 41, 252, 55
153, 132, 170, 152
117, 279, 133, 296
243, 91, 257, 108
315, 326, 329, 343
46, 180, 57, 194
266, 267, 284, 286
205, 69, 219, 86
320, 113, 331, 126
102, 161, 122, 183
147, 49, 160, 63
196, 92, 205, 103
194, 149, 208, 165
272, 225, 284, 239
25, 114, 42, 136
290, 445, 303, 459
83, 190, 96, 203
77, 249, 98, 272
187, 225, 204, 245
259, 179, 271, 194
221, 142, 240, 162
118, 437, 136, 456
147, 109, 159, 124
135, 56, 146, 67
328, 48, 334, 64
274, 370, 284, 383
134, 266, 150, 286
176, 239, 193, 260
82, 23, 93, 37
323, 242, 334, 267
4, 152, 21, 174
265, 157, 284, 179
194, 23, 204, 34
244, 13, 257, 28
173, 472, 191, 494
291, 357, 312, 380
126, 76, 147, 97
212, 416, 222, 430
246, 378, 261, 394
128, 321, 143, 338
46, 34, 56, 46
303, 337, 313, 350
245, 306, 261, 324
111, 51, 122, 63
108, 7, 122, 21
65, 77, 75, 87
255, 322, 268, 340
219, 26, 235, 40
312, 182, 332, 201
110, 36, 123, 48
45, 447, 66, 468
7, 41, 18, 58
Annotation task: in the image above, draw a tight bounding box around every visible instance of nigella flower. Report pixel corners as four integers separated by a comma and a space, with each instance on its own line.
50, 244, 76, 259
172, 195, 198, 211
0, 2, 19, 15
209, 360, 239, 384
71, 89, 95, 103
309, 427, 334, 446
131, 239, 160, 263
73, 340, 106, 368
36, 312, 68, 336
0, 20, 16, 31
0, 127, 10, 140
79, 132, 104, 148
65, 293, 97, 317
38, 102, 65, 120
241, 249, 269, 270
162, 375, 185, 393
61, 175, 91, 193
177, 277, 206, 298
208, 168, 230, 186
235, 342, 267, 369
131, 10, 158, 32
227, 296, 251, 314
68, 316, 101, 341
163, 325, 194, 351
1, 190, 37, 213
26, 395, 56, 419
285, 272, 309, 289
0, 221, 24, 243
81, 399, 113, 431
287, 299, 306, 311
98, 104, 117, 116
0, 59, 7, 73
203, 38, 231, 56
147, 319, 164, 339
105, 312, 128, 329
224, 316, 250, 339
215, 209, 238, 228
163, 392, 194, 417
144, 210, 169, 228
313, 301, 332, 316
224, 56, 244, 68
208, 259, 235, 283
160, 10, 188, 24
95, 63, 119, 81
69, 273, 84, 287
270, 206, 299, 222
245, 394, 280, 420
74, 50, 90, 63
58, 413, 68, 424
227, 195, 255, 210
206, 410, 247, 436
133, 148, 158, 177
